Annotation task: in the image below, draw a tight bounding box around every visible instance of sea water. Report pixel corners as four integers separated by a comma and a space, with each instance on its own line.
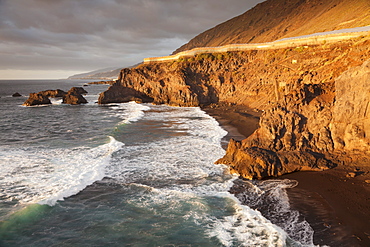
0, 80, 317, 247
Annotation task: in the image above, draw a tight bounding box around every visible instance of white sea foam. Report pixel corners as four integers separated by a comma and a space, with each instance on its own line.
0, 136, 124, 206
50, 98, 63, 105
249, 179, 317, 246
205, 202, 287, 247
106, 105, 321, 246
0, 102, 147, 207
144, 105, 228, 143
109, 101, 150, 124
84, 95, 97, 104
106, 105, 228, 185
126, 183, 289, 247
104, 105, 295, 246
1, 102, 315, 246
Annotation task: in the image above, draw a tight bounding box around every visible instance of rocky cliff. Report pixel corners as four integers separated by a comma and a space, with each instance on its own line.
174, 0, 370, 54
99, 33, 370, 179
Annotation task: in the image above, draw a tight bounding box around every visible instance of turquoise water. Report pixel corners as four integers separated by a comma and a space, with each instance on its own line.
0, 80, 315, 246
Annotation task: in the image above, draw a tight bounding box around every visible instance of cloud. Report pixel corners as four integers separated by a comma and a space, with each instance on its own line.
0, 0, 264, 79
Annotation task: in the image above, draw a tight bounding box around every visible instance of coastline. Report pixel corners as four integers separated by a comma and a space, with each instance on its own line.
202, 103, 261, 149
203, 104, 370, 247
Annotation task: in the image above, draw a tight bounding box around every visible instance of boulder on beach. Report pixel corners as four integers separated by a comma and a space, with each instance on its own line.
22, 93, 51, 106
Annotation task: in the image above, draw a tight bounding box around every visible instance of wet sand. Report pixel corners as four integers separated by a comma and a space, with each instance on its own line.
203, 104, 370, 247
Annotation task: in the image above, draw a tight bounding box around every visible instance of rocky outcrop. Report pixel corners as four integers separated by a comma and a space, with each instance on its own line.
217, 59, 370, 179
62, 93, 87, 105
106, 35, 370, 108
22, 93, 51, 106
23, 87, 88, 106
216, 139, 334, 179
88, 80, 115, 85
99, 66, 204, 106
12, 92, 22, 97
67, 87, 88, 95
62, 87, 88, 105
98, 84, 153, 104
39, 89, 67, 98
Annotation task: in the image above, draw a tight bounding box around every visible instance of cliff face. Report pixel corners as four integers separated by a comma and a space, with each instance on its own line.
174, 0, 370, 54
331, 60, 370, 151
100, 34, 370, 179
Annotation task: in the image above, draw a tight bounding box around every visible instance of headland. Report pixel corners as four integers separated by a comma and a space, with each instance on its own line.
96, 28, 370, 245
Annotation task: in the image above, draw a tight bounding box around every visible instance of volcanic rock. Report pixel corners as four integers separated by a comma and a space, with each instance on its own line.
39, 89, 67, 98
216, 59, 370, 179
12, 92, 22, 97
88, 80, 115, 85
330, 60, 370, 151
67, 87, 88, 95
23, 93, 51, 106
215, 139, 334, 180
62, 87, 88, 105
98, 84, 153, 104
100, 25, 370, 179
62, 93, 87, 105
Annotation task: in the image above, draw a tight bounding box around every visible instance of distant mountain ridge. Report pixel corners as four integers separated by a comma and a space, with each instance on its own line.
174, 0, 370, 54
68, 67, 122, 80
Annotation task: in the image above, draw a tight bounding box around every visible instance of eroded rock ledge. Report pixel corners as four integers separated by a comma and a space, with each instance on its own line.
99, 35, 370, 179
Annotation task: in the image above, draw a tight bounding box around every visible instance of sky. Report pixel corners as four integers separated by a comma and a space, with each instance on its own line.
0, 0, 264, 79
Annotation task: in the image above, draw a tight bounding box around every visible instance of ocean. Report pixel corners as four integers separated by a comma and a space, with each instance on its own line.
0, 80, 316, 247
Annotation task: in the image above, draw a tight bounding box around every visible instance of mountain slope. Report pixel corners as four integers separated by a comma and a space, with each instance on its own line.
174, 0, 370, 54
68, 67, 121, 80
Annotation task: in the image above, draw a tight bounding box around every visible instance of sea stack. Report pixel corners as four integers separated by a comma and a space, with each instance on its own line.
12, 92, 22, 97
23, 93, 51, 106
62, 87, 88, 105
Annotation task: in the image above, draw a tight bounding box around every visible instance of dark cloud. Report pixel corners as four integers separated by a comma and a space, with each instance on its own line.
0, 0, 264, 78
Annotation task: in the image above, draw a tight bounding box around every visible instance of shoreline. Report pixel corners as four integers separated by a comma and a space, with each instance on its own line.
203, 104, 370, 247
202, 103, 261, 149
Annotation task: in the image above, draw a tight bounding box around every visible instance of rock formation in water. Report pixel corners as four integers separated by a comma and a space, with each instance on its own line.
62, 87, 88, 105
87, 80, 116, 85
67, 87, 88, 95
23, 87, 88, 106
99, 84, 153, 104
39, 89, 67, 98
12, 92, 22, 97
23, 93, 51, 106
